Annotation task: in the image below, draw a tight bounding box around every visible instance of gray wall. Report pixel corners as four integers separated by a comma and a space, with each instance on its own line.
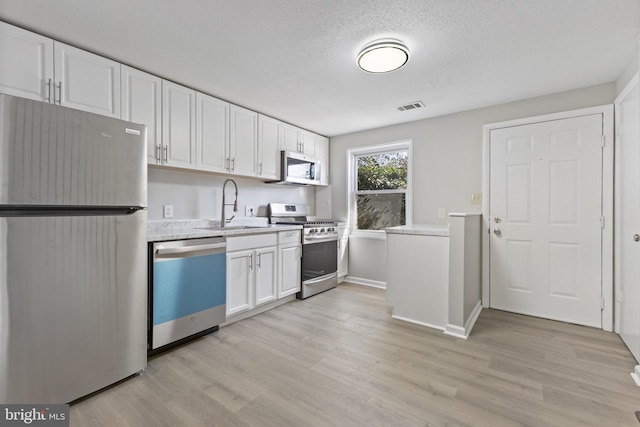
332, 83, 617, 284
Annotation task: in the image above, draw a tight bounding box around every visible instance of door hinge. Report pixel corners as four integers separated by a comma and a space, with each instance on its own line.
599, 216, 605, 229
601, 135, 606, 147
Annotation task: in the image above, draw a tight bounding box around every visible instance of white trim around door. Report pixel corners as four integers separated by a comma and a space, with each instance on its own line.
482, 105, 614, 332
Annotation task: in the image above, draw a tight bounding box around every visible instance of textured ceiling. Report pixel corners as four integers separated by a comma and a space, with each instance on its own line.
0, 0, 638, 137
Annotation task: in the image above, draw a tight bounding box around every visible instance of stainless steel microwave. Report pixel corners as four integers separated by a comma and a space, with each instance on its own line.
276, 150, 320, 185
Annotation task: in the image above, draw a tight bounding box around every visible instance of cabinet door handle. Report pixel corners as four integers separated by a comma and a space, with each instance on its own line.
56, 81, 62, 105
45, 78, 52, 103
155, 145, 161, 164
162, 146, 168, 164
258, 162, 263, 175
257, 253, 261, 268
231, 157, 235, 171
248, 255, 253, 270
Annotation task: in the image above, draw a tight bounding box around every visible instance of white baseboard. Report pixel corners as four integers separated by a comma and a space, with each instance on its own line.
631, 365, 640, 387
443, 324, 467, 339
443, 300, 483, 340
344, 276, 386, 289
391, 314, 445, 331
221, 295, 295, 327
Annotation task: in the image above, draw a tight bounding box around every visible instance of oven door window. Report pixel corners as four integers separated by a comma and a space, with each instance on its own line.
302, 240, 338, 281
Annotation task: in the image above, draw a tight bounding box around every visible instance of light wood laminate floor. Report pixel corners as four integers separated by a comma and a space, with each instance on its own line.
72, 283, 640, 426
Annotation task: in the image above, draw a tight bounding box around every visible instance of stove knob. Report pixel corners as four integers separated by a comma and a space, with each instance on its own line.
320, 228, 325, 233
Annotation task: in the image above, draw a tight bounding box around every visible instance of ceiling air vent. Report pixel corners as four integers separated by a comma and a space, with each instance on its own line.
397, 101, 425, 112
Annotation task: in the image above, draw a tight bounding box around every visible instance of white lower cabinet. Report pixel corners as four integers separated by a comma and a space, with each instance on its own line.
226, 233, 277, 316
278, 230, 301, 298
226, 249, 254, 316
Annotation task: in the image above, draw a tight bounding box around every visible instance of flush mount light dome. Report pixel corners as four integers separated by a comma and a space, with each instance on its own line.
357, 39, 410, 73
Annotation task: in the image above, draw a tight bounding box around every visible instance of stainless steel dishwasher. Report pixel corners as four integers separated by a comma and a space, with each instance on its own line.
149, 237, 226, 352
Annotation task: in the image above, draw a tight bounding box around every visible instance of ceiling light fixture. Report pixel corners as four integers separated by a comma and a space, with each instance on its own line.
357, 39, 410, 73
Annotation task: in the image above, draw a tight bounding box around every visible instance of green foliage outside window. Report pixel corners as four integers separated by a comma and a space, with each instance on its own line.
357, 152, 408, 191
356, 151, 408, 230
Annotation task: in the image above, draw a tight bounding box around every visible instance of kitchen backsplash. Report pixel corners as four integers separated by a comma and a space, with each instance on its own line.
147, 168, 316, 221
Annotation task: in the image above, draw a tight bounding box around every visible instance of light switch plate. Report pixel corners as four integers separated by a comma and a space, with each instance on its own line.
163, 204, 174, 218
245, 205, 256, 217
438, 208, 447, 219
470, 193, 483, 204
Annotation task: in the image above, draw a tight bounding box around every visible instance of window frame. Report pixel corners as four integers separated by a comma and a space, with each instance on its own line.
347, 140, 412, 238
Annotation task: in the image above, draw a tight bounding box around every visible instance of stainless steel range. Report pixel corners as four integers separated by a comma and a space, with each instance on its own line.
269, 203, 338, 299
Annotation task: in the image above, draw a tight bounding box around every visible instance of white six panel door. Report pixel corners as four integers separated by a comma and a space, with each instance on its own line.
489, 114, 603, 327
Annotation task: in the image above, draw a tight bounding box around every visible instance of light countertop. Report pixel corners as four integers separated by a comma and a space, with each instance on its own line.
147, 219, 302, 242
385, 224, 450, 237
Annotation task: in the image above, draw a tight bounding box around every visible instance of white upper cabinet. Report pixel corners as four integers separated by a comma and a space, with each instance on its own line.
257, 115, 280, 180
279, 123, 300, 152
0, 21, 329, 182
0, 21, 53, 101
196, 92, 229, 173
278, 122, 317, 157
315, 135, 329, 186
121, 65, 162, 165
229, 105, 258, 177
54, 42, 121, 118
162, 80, 196, 169
0, 22, 120, 118
299, 130, 316, 157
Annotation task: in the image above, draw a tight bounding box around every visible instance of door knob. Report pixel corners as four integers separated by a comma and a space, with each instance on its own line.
494, 217, 502, 223
494, 229, 502, 237
634, 234, 640, 242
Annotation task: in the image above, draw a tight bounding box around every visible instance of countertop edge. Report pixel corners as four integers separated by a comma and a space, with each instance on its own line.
385, 224, 450, 237
147, 224, 303, 242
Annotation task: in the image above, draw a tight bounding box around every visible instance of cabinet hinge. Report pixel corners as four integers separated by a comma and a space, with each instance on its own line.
601, 135, 606, 147
600, 216, 605, 229
601, 297, 605, 310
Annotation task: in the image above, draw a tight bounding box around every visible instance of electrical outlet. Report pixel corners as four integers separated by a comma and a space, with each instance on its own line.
470, 193, 483, 204
163, 204, 173, 218
438, 208, 446, 219
245, 205, 255, 217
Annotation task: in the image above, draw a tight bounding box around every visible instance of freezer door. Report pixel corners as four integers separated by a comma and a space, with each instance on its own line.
0, 93, 146, 207
0, 211, 147, 404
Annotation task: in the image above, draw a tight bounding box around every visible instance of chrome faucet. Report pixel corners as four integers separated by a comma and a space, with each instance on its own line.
221, 178, 238, 227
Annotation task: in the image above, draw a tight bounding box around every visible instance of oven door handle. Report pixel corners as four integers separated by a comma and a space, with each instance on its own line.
304, 272, 337, 285
303, 235, 338, 243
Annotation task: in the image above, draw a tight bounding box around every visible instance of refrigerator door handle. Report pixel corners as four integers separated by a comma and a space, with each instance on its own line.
0, 205, 145, 217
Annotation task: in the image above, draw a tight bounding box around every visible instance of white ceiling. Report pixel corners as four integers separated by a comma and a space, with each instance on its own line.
0, 0, 638, 137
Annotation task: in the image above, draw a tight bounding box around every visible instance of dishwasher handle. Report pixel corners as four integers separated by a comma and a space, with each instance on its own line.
155, 242, 226, 256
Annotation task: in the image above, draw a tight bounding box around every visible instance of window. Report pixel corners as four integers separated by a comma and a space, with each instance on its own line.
348, 141, 411, 233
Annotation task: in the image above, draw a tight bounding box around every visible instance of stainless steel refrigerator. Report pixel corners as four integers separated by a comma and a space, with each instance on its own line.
0, 94, 148, 404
